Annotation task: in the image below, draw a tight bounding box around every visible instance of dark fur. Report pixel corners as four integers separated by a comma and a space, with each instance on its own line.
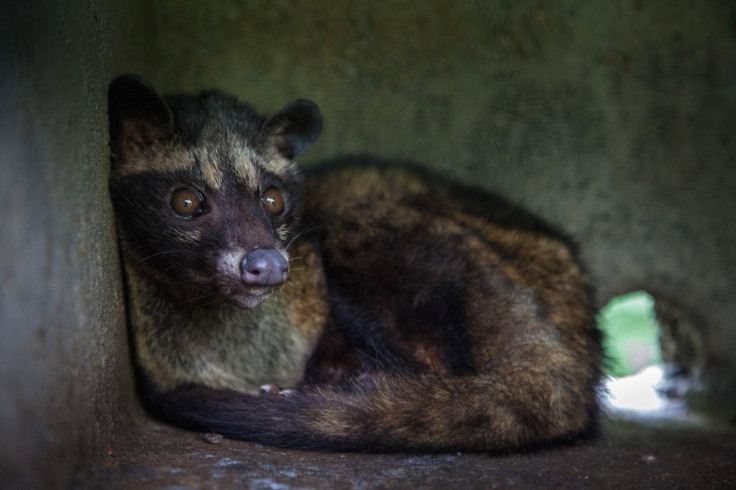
108, 75, 603, 453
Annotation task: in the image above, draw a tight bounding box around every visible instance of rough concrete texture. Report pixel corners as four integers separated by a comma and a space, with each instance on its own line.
0, 1, 146, 487
147, 1, 736, 404
92, 412, 735, 488
2, 1, 736, 488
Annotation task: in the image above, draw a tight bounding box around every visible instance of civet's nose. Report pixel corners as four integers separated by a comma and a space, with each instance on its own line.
240, 249, 289, 287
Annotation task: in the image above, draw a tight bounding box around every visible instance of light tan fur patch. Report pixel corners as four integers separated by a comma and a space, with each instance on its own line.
112, 140, 193, 179
231, 144, 260, 190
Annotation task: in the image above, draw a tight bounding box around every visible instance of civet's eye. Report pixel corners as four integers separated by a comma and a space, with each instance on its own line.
171, 188, 205, 218
261, 188, 285, 216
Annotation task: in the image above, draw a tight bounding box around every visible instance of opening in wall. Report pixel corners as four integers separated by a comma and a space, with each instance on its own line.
598, 291, 706, 418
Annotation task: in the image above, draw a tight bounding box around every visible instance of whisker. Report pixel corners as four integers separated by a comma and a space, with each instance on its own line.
285, 224, 324, 251
138, 249, 191, 263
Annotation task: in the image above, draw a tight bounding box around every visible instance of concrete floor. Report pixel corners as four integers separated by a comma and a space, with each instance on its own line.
89, 409, 735, 489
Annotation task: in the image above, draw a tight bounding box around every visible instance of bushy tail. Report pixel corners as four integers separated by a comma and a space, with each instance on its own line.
143, 369, 599, 452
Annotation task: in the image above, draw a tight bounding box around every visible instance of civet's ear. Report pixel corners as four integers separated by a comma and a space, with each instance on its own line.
261, 99, 323, 160
108, 74, 174, 164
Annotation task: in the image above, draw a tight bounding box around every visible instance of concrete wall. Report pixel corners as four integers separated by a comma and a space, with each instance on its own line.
148, 0, 736, 400
0, 1, 152, 487
1, 1, 734, 487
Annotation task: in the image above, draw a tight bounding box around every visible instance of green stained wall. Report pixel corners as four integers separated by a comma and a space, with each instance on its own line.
147, 1, 736, 389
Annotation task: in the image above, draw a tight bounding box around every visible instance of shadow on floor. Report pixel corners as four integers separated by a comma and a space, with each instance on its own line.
89, 409, 735, 489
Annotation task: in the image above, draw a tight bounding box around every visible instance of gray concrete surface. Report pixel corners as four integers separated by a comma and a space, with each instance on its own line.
0, 2, 131, 487
1, 1, 735, 488
91, 412, 735, 489
147, 1, 736, 401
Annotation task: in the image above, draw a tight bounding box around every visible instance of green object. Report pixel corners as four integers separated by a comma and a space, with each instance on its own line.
598, 291, 662, 378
